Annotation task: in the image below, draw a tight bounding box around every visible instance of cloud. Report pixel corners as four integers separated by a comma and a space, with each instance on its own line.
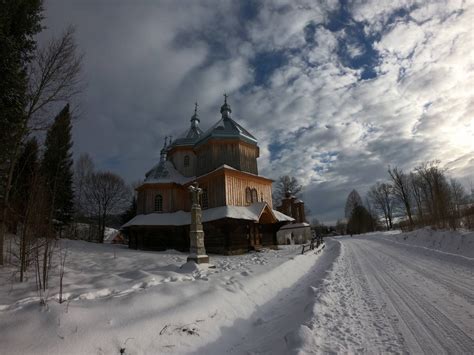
41, 0, 474, 223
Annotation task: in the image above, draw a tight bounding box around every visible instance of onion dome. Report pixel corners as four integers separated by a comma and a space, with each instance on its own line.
169, 102, 203, 147
196, 94, 257, 147
220, 93, 232, 119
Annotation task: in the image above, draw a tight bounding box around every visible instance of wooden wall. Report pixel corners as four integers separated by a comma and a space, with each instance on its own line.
196, 140, 258, 176
239, 143, 259, 175
169, 148, 196, 177
137, 184, 190, 214
224, 172, 273, 208
127, 219, 279, 255
196, 174, 226, 209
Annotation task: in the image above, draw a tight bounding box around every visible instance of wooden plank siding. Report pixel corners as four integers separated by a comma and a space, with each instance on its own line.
127, 218, 278, 255
136, 165, 273, 215
137, 183, 190, 214
224, 171, 273, 208
196, 139, 259, 176
168, 148, 196, 177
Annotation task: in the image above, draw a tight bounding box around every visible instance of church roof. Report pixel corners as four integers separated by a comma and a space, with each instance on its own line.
171, 125, 203, 147
144, 160, 194, 184
195, 96, 257, 146
169, 102, 203, 147
196, 116, 257, 146
121, 202, 294, 228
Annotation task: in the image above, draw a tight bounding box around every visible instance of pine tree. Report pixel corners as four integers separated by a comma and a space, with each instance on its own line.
0, 0, 43, 265
347, 205, 375, 235
41, 104, 74, 225
11, 137, 39, 227
10, 137, 40, 281
345, 189, 363, 218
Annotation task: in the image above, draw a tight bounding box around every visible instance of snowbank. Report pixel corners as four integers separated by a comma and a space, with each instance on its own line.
379, 228, 474, 259
0, 240, 329, 354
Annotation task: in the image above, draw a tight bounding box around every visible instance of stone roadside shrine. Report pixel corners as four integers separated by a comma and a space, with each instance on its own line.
187, 182, 209, 264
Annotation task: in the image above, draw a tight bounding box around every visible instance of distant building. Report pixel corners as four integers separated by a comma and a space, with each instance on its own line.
276, 190, 311, 244
122, 97, 293, 254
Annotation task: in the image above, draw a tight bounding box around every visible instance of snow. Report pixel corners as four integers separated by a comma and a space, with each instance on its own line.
103, 227, 120, 243
0, 239, 326, 354
144, 160, 195, 184
122, 203, 293, 228
294, 233, 474, 353
279, 222, 310, 230
1, 228, 473, 354
377, 227, 474, 259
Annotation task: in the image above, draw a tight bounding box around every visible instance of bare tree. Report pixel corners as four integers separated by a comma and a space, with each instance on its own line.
83, 172, 130, 243
58, 241, 69, 304
1, 27, 83, 265
368, 182, 394, 230
26, 26, 84, 130
73, 153, 95, 217
410, 172, 425, 225
388, 167, 414, 228
273, 175, 303, 205
415, 161, 451, 228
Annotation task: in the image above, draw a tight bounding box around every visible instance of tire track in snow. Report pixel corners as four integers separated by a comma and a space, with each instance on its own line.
346, 241, 434, 353
367, 238, 474, 304
353, 239, 474, 354
305, 241, 404, 353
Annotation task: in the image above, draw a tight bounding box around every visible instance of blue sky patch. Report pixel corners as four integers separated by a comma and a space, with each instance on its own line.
250, 50, 288, 86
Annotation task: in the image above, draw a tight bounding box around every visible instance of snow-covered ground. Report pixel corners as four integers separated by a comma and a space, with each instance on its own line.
0, 239, 331, 354
1, 229, 473, 354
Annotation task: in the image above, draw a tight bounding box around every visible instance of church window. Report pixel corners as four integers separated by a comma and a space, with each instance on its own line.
246, 187, 252, 204
251, 188, 258, 203
154, 194, 163, 212
201, 188, 209, 209
184, 155, 190, 167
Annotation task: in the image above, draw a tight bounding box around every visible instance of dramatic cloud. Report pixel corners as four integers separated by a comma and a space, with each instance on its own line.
41, 0, 473, 223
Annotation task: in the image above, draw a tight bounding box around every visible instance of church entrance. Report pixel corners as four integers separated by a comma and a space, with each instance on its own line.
249, 223, 261, 250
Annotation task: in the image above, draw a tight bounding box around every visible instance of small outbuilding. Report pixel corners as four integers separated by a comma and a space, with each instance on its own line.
276, 191, 312, 244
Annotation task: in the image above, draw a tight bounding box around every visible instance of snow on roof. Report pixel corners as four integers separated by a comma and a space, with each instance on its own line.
170, 125, 203, 147
196, 117, 257, 146
279, 222, 310, 230
122, 203, 293, 228
273, 210, 296, 222
143, 163, 272, 188
143, 161, 195, 184
103, 228, 120, 243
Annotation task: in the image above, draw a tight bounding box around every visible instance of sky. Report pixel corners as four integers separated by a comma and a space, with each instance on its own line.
41, 0, 473, 223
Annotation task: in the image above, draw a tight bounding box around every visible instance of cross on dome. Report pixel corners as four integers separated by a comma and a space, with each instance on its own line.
220, 93, 232, 119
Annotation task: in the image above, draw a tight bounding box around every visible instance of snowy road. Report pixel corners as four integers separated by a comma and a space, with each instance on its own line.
303, 236, 474, 354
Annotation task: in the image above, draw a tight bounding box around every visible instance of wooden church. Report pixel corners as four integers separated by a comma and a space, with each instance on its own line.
122, 96, 293, 254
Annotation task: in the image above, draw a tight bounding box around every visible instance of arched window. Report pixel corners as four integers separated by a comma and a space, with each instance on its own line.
251, 188, 258, 203
184, 155, 190, 167
201, 188, 209, 209
154, 194, 163, 212
245, 187, 252, 204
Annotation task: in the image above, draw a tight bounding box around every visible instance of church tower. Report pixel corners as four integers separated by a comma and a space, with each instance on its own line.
167, 103, 203, 177
195, 95, 259, 176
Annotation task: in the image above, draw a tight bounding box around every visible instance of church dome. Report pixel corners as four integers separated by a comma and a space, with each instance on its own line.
169, 103, 203, 147
195, 96, 257, 147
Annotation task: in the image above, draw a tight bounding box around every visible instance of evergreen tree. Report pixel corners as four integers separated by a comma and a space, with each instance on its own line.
345, 189, 363, 218
0, 0, 43, 265
41, 104, 74, 225
347, 205, 376, 235
11, 137, 39, 226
